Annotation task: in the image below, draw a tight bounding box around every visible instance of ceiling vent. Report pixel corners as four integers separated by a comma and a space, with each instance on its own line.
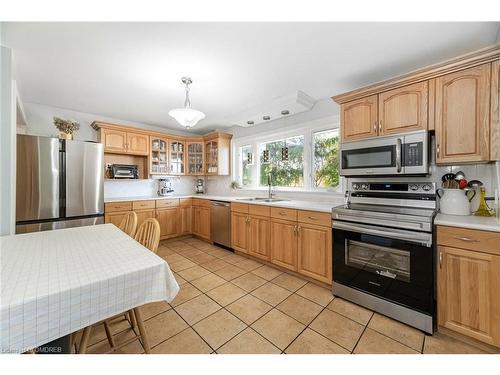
227, 90, 316, 127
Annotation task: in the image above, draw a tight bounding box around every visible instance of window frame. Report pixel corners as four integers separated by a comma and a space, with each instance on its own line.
232, 116, 342, 193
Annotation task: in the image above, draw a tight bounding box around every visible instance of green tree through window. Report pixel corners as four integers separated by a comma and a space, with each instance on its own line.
313, 129, 340, 188
259, 136, 304, 187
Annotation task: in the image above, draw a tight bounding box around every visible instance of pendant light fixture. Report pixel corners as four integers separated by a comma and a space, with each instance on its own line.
168, 77, 205, 129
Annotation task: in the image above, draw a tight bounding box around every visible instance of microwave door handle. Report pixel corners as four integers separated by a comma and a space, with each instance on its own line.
396, 138, 402, 173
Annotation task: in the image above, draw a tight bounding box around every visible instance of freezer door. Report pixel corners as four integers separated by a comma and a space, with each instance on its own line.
65, 140, 104, 217
16, 135, 60, 221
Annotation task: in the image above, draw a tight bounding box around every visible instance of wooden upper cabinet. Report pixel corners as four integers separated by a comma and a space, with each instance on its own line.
297, 223, 332, 284
378, 81, 428, 135
101, 128, 127, 153
438, 245, 500, 347
434, 63, 491, 164
341, 95, 378, 142
126, 132, 149, 156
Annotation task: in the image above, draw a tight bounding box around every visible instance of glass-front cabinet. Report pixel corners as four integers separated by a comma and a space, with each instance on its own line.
169, 139, 185, 175
187, 141, 204, 175
205, 140, 219, 175
150, 136, 169, 175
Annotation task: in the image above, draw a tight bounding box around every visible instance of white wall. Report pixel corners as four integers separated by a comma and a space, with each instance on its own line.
22, 102, 193, 142
0, 44, 16, 235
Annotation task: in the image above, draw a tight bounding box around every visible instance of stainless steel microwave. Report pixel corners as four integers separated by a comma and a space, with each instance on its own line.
340, 130, 428, 176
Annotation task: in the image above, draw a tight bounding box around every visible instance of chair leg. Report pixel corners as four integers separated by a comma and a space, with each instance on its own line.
78, 326, 92, 354
103, 321, 116, 348
128, 310, 136, 329
133, 307, 150, 354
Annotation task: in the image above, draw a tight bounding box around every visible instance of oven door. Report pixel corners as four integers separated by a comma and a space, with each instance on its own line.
332, 221, 434, 315
340, 136, 402, 176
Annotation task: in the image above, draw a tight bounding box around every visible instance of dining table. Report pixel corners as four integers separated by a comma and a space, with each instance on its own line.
0, 223, 179, 354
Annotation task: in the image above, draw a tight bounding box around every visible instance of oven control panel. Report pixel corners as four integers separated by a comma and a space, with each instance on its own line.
350, 182, 435, 194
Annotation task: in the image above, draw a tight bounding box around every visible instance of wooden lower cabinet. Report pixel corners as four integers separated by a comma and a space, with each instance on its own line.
297, 223, 332, 284
248, 215, 270, 261
270, 218, 298, 271
193, 206, 210, 240
438, 245, 500, 347
178, 206, 192, 235
231, 211, 248, 253
156, 207, 179, 239
104, 211, 130, 227
135, 209, 155, 230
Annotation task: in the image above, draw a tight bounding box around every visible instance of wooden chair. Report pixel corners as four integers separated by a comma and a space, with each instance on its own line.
134, 218, 161, 254
78, 218, 161, 354
118, 211, 138, 237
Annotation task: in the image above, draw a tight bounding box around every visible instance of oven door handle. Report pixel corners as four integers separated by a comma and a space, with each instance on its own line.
332, 221, 432, 247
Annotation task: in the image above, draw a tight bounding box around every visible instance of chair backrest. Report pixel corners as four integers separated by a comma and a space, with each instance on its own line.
134, 218, 161, 253
118, 211, 138, 237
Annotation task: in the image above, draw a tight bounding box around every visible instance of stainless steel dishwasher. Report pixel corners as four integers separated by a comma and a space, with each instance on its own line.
210, 200, 232, 248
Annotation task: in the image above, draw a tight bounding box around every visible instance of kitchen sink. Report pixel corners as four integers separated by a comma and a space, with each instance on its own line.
236, 197, 289, 203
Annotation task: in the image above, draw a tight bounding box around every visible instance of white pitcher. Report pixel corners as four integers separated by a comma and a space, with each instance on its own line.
437, 188, 476, 216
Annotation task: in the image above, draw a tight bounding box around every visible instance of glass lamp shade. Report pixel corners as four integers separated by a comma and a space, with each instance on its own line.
168, 107, 205, 128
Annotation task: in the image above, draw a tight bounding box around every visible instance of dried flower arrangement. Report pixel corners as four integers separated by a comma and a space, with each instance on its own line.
53, 117, 80, 139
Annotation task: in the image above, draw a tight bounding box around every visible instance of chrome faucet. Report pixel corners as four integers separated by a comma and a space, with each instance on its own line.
267, 171, 275, 199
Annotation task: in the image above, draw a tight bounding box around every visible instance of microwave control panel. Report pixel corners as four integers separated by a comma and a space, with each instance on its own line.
403, 142, 423, 167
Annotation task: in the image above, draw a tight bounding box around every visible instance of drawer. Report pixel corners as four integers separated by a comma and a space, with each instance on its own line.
249, 204, 270, 217
231, 202, 249, 213
105, 201, 132, 213
156, 199, 179, 208
132, 200, 156, 210
437, 225, 500, 256
180, 198, 192, 207
298, 210, 331, 227
193, 198, 211, 207
270, 207, 297, 221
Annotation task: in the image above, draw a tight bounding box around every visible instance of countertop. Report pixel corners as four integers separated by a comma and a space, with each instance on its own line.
104, 194, 344, 213
434, 213, 500, 232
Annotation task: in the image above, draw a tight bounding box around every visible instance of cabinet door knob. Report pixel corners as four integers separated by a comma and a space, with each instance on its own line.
439, 252, 443, 268
436, 144, 440, 158
379, 121, 382, 132
373, 122, 377, 132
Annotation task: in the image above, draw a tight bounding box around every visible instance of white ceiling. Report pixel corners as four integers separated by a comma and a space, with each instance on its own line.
3, 22, 500, 133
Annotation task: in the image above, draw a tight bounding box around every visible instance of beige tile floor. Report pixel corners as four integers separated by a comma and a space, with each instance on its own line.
85, 236, 488, 354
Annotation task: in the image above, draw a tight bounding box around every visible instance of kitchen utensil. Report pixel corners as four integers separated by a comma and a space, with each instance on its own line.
442, 179, 459, 189
454, 171, 466, 181
437, 188, 474, 216
441, 173, 456, 182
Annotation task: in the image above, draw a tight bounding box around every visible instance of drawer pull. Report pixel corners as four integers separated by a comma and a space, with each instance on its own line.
279, 211, 286, 216
308, 216, 317, 220
452, 236, 479, 243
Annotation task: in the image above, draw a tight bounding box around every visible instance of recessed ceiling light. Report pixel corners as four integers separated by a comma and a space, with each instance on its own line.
247, 120, 254, 125
281, 110, 290, 115
263, 116, 271, 120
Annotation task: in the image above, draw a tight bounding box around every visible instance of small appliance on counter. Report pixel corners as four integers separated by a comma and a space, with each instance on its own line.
110, 164, 139, 179
195, 178, 205, 194
158, 178, 174, 196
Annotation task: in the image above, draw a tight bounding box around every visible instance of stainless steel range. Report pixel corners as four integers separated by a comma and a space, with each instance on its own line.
332, 180, 437, 334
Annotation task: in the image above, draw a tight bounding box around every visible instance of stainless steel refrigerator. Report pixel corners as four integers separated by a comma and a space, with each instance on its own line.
16, 134, 104, 234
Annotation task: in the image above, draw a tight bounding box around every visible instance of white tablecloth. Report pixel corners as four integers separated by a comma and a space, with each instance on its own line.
0, 224, 179, 353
